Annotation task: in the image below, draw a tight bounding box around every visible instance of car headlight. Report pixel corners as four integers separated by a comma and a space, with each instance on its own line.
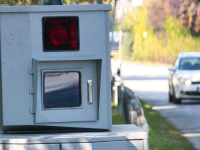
178, 78, 192, 86
185, 80, 192, 86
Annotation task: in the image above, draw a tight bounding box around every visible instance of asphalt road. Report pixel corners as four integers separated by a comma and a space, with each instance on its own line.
111, 60, 200, 150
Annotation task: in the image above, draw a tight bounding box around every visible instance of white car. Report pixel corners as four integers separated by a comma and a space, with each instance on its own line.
168, 52, 200, 104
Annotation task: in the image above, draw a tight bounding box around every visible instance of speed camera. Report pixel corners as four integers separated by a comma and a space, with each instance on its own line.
0, 4, 111, 133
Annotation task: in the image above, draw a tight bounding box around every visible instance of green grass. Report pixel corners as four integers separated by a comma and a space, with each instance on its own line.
140, 101, 194, 150
112, 101, 195, 149
112, 103, 124, 124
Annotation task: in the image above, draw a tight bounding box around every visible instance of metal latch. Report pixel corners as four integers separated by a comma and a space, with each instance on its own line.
29, 87, 35, 94
28, 68, 34, 75
29, 107, 35, 114
87, 80, 93, 104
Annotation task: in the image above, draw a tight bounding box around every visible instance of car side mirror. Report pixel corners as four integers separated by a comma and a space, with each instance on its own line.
168, 66, 176, 71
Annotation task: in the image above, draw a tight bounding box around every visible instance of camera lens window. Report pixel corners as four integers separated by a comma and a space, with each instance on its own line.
43, 71, 81, 108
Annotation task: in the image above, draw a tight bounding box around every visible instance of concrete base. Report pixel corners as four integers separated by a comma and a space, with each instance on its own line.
0, 125, 148, 150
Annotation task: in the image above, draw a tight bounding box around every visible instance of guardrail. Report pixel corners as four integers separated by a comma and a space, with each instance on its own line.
112, 75, 149, 132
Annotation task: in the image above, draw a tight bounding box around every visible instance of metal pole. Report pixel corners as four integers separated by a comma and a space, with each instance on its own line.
110, 0, 117, 52
118, 6, 123, 60
118, 25, 122, 60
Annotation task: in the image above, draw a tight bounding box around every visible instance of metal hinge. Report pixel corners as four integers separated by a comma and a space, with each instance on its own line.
29, 87, 35, 94
29, 107, 35, 114
29, 68, 34, 75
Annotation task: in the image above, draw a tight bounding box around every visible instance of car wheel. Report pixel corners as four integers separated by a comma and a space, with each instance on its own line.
168, 92, 173, 102
168, 85, 173, 102
172, 86, 181, 104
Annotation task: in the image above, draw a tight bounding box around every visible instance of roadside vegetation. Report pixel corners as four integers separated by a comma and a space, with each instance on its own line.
112, 103, 124, 124
112, 101, 194, 149
1, 0, 111, 7
121, 0, 200, 64
140, 101, 194, 150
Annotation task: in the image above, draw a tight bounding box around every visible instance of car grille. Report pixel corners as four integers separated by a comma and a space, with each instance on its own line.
192, 82, 200, 84
181, 91, 200, 96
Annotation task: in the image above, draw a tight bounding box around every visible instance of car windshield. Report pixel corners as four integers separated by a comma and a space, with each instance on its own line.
178, 57, 200, 70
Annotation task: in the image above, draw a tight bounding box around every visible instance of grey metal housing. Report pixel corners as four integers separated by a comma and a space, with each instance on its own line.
0, 125, 149, 150
0, 4, 112, 132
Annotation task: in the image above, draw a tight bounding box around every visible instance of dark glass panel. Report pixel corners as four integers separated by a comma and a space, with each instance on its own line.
43, 17, 79, 51
44, 72, 81, 108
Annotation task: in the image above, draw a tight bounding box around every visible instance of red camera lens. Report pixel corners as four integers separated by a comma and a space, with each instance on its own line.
43, 17, 79, 51
49, 26, 68, 46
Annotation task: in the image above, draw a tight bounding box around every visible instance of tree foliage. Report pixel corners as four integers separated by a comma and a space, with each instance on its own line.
121, 12, 135, 60
121, 0, 200, 63
0, 0, 110, 6
168, 0, 200, 35
149, 0, 200, 36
